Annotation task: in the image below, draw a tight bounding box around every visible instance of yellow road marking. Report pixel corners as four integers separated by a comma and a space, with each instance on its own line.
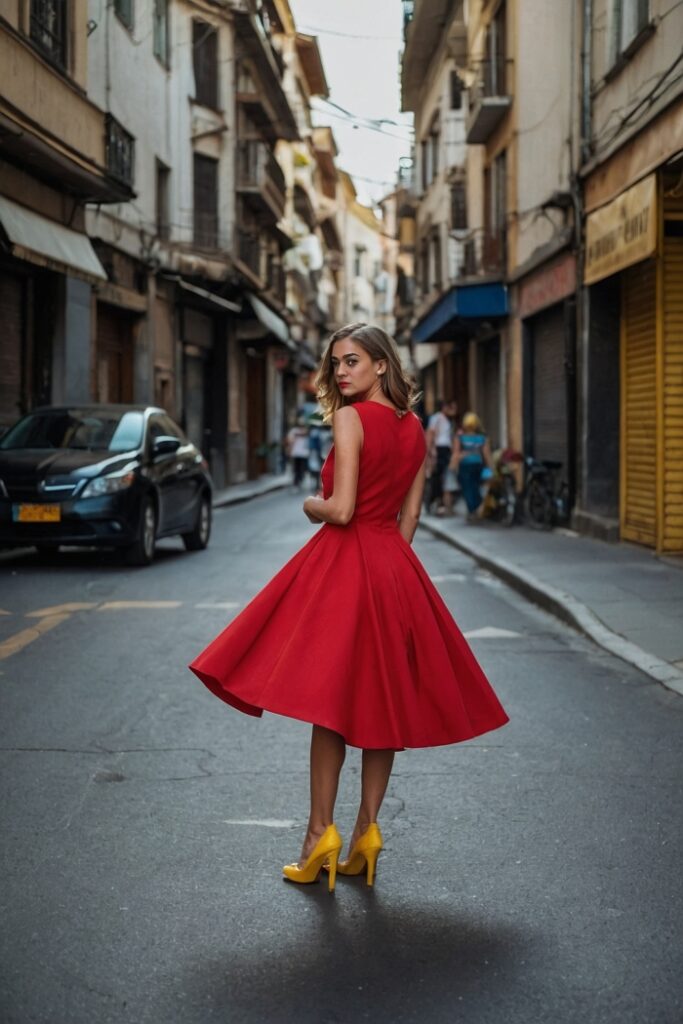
97, 600, 183, 611
0, 613, 72, 661
26, 603, 98, 618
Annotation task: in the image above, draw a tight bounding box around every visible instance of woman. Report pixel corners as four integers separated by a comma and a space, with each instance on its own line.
285, 417, 310, 490
189, 325, 508, 891
451, 412, 491, 520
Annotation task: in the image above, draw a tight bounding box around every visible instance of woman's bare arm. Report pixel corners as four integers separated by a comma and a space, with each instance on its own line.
303, 407, 362, 526
398, 459, 427, 544
449, 434, 462, 470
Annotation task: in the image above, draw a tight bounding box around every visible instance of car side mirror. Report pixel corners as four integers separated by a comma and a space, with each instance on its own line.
152, 436, 181, 456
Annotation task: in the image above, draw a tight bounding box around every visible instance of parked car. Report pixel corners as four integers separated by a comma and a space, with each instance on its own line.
0, 405, 213, 566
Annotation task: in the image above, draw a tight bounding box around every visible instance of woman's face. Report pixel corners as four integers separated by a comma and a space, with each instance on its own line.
330, 338, 385, 400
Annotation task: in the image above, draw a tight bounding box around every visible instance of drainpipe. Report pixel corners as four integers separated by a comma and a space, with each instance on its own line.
581, 0, 593, 166
573, 0, 593, 520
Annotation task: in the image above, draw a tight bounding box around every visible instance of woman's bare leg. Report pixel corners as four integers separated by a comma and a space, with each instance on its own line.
348, 748, 395, 852
299, 724, 346, 862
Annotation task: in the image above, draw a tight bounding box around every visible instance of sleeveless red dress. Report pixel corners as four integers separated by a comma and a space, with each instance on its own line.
189, 401, 509, 749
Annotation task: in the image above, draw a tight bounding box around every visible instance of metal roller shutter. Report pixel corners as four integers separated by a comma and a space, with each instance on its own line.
663, 235, 683, 552
0, 272, 24, 426
621, 259, 657, 547
532, 304, 567, 468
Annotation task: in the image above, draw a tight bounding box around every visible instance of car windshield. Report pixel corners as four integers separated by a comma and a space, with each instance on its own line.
0, 410, 145, 452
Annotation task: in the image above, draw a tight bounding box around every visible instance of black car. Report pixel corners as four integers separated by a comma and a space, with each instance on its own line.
0, 405, 213, 566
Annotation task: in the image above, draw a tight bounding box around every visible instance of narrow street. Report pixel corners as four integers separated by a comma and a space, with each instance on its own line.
1, 491, 681, 1024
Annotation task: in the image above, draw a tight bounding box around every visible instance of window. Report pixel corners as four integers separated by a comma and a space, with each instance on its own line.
156, 160, 170, 240
193, 154, 218, 248
431, 231, 442, 292
30, 0, 67, 68
420, 139, 428, 192
106, 115, 135, 187
193, 20, 219, 109
353, 246, 365, 278
450, 71, 463, 110
484, 2, 507, 96
612, 0, 650, 59
114, 0, 133, 30
451, 181, 467, 231
153, 0, 170, 66
420, 241, 429, 293
483, 150, 507, 269
430, 130, 439, 179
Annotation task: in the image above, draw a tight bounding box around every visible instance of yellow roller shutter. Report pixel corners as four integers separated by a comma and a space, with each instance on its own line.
662, 235, 683, 552
621, 260, 657, 546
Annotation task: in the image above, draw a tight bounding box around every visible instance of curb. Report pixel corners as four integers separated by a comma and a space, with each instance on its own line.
212, 476, 291, 509
419, 518, 683, 698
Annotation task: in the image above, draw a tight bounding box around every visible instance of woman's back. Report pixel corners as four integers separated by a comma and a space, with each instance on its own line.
322, 402, 425, 527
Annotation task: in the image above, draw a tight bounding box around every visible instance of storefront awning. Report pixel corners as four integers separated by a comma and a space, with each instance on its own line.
247, 292, 296, 350
413, 282, 508, 343
174, 278, 241, 313
0, 194, 106, 284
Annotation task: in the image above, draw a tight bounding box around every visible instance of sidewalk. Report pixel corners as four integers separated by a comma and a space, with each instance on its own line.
420, 511, 683, 697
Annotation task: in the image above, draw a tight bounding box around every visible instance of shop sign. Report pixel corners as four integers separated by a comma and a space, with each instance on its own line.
518, 252, 576, 320
584, 173, 657, 285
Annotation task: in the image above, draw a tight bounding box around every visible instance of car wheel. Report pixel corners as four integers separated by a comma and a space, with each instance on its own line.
182, 493, 211, 551
124, 496, 156, 567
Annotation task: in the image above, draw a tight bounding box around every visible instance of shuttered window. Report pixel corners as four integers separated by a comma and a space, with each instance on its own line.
193, 154, 218, 248
531, 304, 568, 468
193, 21, 218, 109
662, 234, 683, 552
621, 259, 657, 547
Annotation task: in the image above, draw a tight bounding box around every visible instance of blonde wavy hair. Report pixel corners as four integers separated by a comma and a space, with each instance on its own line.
315, 323, 419, 423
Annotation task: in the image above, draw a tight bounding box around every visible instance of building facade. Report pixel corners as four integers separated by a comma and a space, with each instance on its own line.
576, 0, 683, 553
0, 0, 132, 427
401, 0, 682, 553
84, 0, 301, 486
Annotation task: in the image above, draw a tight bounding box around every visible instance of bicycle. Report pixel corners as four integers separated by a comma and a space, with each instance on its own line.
524, 456, 570, 529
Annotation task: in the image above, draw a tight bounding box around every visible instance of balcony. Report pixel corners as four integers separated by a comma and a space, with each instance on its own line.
237, 229, 263, 281
0, 23, 131, 201
461, 227, 507, 278
466, 59, 513, 145
267, 257, 286, 304
233, 8, 298, 142
401, 0, 464, 110
236, 141, 286, 223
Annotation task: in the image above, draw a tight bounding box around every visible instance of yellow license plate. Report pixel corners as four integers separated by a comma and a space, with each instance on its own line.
13, 503, 61, 523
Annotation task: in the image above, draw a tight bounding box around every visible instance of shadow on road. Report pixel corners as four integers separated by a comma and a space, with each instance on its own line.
189, 884, 533, 1022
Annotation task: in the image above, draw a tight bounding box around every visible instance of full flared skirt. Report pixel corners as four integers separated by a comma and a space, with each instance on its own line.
189, 522, 509, 749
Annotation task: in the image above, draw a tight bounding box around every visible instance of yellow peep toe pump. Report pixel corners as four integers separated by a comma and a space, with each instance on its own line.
282, 824, 343, 892
337, 822, 383, 886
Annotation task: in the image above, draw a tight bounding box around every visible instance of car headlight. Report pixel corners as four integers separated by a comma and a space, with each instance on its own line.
81, 470, 136, 499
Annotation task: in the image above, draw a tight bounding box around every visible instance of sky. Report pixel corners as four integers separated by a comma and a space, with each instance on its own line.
288, 0, 414, 207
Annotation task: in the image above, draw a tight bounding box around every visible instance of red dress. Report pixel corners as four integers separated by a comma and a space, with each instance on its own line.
189, 401, 509, 749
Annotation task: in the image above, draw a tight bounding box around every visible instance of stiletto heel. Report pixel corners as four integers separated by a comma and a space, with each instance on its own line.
282, 824, 343, 891
365, 847, 379, 887
337, 822, 383, 886
326, 847, 340, 893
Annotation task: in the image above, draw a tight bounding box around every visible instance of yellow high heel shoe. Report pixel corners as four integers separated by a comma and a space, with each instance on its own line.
337, 823, 383, 887
282, 824, 343, 892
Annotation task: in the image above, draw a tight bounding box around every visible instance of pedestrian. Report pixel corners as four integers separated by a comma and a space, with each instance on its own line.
307, 422, 324, 492
189, 324, 508, 891
285, 417, 310, 489
425, 399, 457, 515
451, 411, 492, 521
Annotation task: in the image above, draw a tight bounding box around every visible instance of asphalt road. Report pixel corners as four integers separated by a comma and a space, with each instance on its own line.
1, 490, 682, 1024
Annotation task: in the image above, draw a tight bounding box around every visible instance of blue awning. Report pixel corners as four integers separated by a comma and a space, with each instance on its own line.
413, 282, 508, 343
